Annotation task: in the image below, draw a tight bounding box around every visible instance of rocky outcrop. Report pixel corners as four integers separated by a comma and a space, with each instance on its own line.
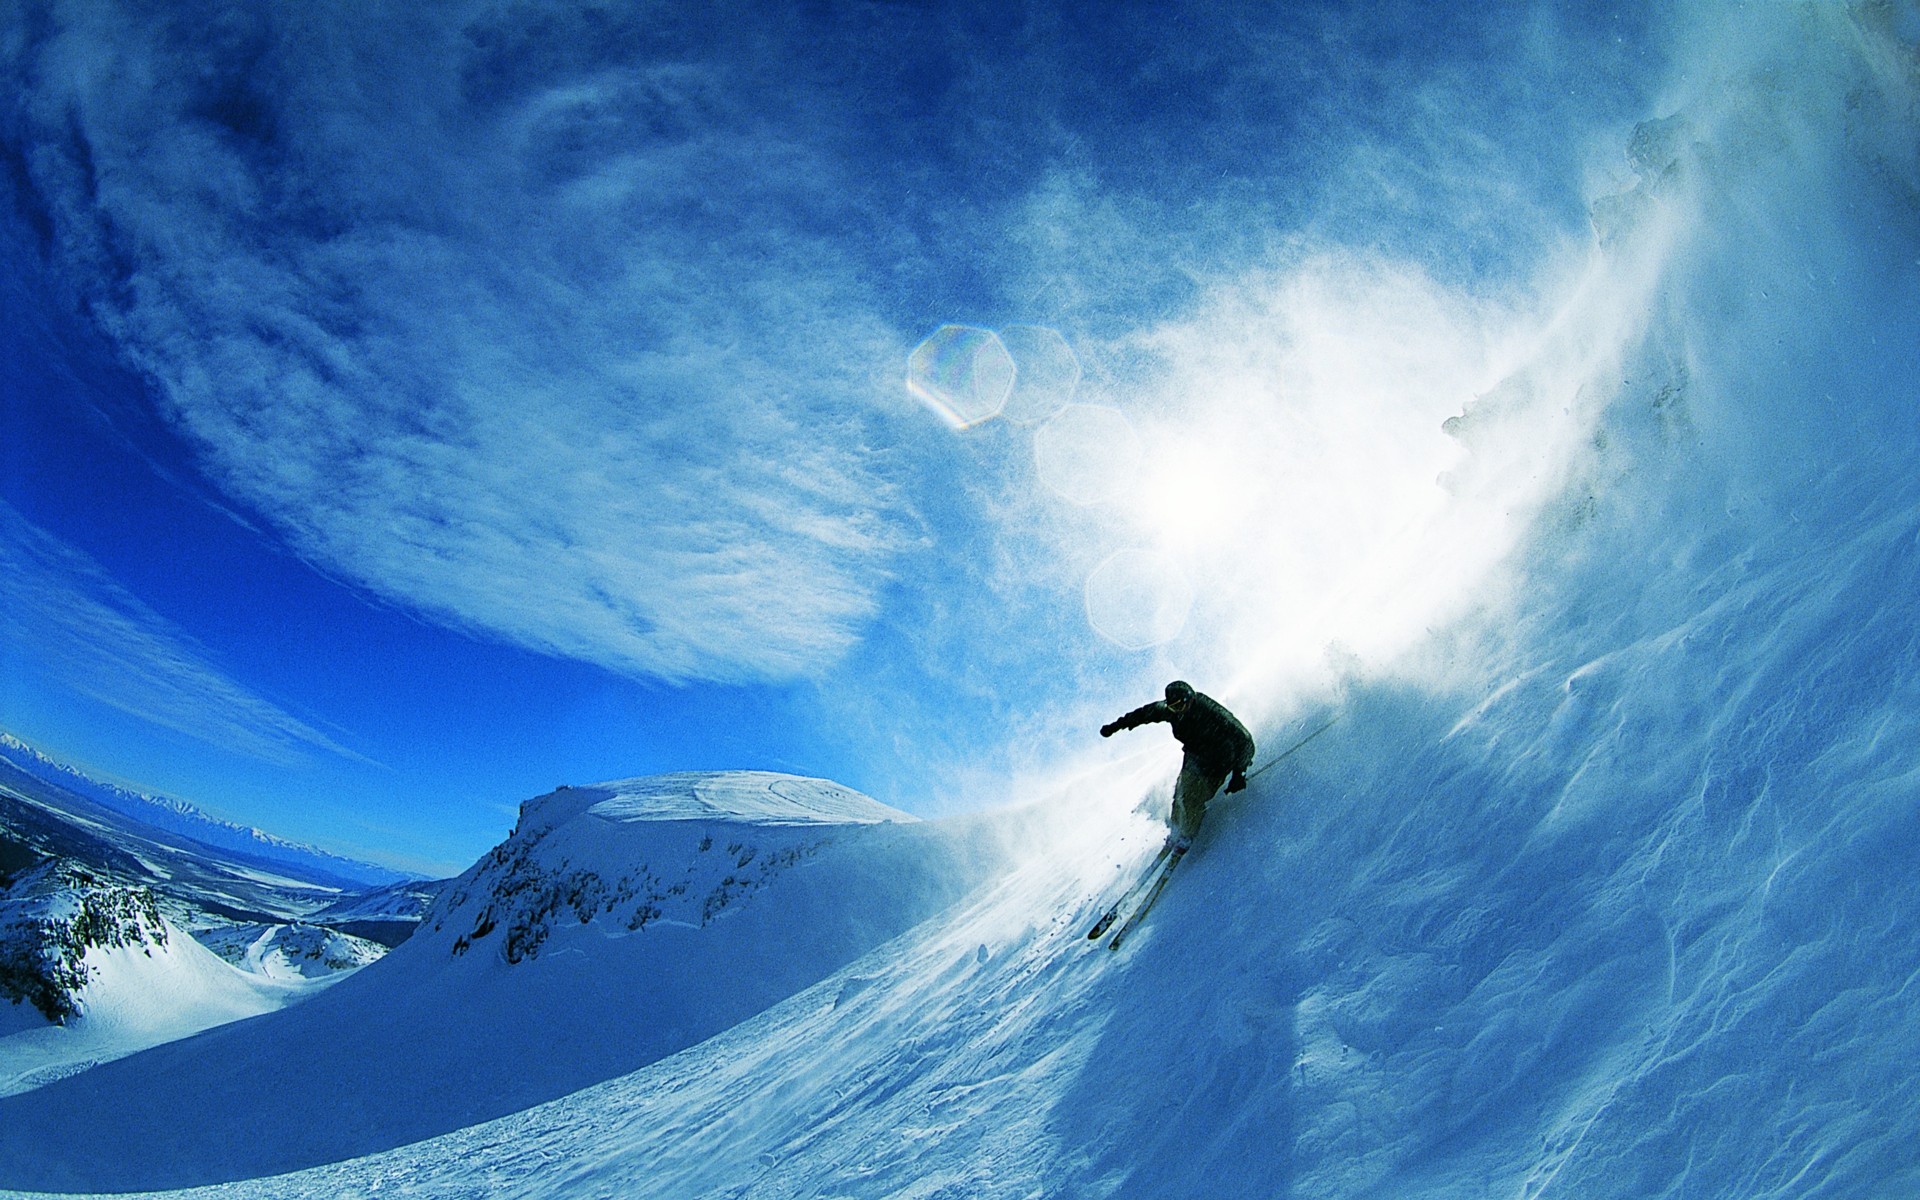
437, 778, 861, 965
193, 922, 386, 979
0, 862, 169, 1023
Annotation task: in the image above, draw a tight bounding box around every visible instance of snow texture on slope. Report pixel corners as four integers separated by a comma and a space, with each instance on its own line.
193, 922, 386, 980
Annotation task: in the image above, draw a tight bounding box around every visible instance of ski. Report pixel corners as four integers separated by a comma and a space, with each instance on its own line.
1087, 841, 1177, 940
1107, 845, 1186, 950
1242, 715, 1339, 785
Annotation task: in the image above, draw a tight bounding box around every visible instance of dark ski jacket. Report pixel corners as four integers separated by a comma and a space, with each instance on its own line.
1109, 692, 1255, 776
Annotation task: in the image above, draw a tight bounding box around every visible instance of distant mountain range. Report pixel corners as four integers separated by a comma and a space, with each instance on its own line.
0, 733, 411, 890
0, 730, 448, 1052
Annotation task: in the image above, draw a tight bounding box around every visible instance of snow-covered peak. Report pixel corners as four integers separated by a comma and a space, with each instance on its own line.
573, 770, 913, 828
0, 861, 169, 1025
439, 771, 918, 966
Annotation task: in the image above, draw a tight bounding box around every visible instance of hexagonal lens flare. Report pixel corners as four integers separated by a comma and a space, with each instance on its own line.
997, 324, 1080, 425
907, 325, 1015, 429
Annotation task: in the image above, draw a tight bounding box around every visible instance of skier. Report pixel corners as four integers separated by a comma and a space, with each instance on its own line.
1101, 680, 1255, 851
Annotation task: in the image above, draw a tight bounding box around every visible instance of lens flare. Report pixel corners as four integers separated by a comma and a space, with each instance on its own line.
907, 325, 1015, 429
1127, 437, 1254, 554
998, 325, 1081, 425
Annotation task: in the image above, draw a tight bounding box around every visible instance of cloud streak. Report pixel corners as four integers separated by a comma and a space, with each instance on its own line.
0, 501, 357, 767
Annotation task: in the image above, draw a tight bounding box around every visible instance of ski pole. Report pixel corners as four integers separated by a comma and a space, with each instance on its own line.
1244, 715, 1339, 782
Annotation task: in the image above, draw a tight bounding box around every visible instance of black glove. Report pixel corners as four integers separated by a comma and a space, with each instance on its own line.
1226, 770, 1246, 793
1100, 722, 1117, 738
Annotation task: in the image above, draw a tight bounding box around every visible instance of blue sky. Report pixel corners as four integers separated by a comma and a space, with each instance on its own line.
0, 1, 1665, 875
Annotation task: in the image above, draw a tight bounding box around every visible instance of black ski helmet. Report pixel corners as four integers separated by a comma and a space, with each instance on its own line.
1164, 680, 1195, 704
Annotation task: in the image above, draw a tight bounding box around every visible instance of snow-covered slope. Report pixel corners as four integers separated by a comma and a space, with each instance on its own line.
0, 862, 168, 1026
0, 771, 1012, 1191
0, 745, 431, 1091
193, 922, 387, 980
0, 863, 330, 1099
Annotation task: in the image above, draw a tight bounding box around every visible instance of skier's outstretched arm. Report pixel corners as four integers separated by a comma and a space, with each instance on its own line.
1100, 702, 1169, 738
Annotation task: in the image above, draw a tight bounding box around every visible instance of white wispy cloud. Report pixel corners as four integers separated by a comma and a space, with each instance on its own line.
0, 501, 359, 767
8, 2, 917, 685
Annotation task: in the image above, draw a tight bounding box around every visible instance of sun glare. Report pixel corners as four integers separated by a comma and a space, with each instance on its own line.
1128, 439, 1251, 552
903, 250, 1621, 682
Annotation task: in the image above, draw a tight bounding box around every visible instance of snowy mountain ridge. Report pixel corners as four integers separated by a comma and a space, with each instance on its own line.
305, 878, 450, 948
577, 770, 916, 826
0, 737, 441, 935
436, 772, 917, 964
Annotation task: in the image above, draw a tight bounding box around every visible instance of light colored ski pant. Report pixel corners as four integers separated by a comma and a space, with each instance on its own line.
1170, 756, 1231, 843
